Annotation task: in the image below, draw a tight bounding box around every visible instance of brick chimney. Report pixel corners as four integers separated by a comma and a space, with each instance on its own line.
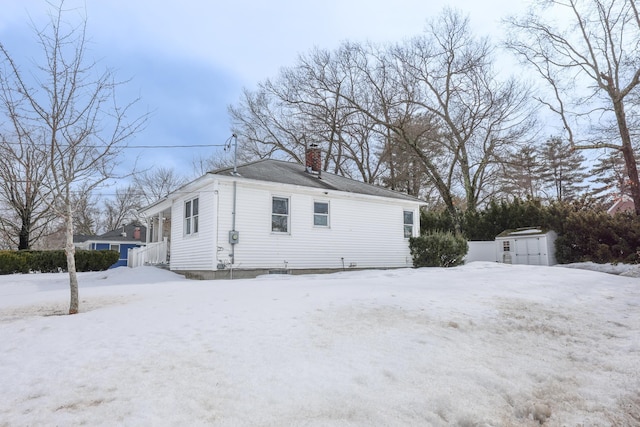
306, 144, 321, 174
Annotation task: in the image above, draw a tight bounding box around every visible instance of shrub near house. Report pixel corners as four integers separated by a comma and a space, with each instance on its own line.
409, 231, 468, 267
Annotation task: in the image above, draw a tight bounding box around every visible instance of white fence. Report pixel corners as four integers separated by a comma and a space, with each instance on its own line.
465, 241, 498, 263
128, 237, 168, 268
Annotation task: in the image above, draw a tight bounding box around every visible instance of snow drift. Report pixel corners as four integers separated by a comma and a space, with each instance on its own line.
0, 262, 638, 426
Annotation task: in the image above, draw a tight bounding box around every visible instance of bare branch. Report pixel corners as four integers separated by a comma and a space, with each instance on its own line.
0, 1, 147, 313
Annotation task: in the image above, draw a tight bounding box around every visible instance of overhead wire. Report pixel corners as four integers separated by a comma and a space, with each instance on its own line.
1, 142, 228, 149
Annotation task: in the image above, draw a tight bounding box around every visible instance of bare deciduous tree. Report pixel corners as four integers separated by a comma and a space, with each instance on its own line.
0, 134, 55, 249
397, 10, 536, 212
332, 10, 535, 213
229, 10, 535, 212
103, 184, 143, 231
191, 152, 235, 177
133, 167, 187, 206
506, 0, 640, 213
0, 80, 55, 249
229, 45, 388, 183
71, 189, 101, 236
0, 2, 146, 314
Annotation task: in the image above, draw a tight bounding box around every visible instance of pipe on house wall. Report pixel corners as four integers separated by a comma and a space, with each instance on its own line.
213, 180, 220, 269
230, 180, 237, 272
229, 134, 239, 279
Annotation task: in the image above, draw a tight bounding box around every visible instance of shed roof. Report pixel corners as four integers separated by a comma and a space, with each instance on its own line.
496, 227, 552, 238
210, 159, 424, 203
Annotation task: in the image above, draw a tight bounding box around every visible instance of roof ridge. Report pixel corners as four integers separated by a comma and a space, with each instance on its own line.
209, 158, 423, 203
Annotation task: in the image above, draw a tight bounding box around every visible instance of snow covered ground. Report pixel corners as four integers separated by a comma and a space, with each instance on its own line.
0, 262, 639, 426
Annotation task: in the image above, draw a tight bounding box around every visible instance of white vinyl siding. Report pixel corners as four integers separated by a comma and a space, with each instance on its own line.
165, 178, 422, 273
313, 201, 329, 227
215, 181, 420, 270
170, 190, 216, 271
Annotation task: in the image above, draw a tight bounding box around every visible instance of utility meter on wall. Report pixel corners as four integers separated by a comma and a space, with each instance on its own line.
229, 230, 239, 245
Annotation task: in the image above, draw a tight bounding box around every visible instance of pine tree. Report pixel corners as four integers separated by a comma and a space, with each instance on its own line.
499, 145, 543, 200
539, 137, 588, 202
590, 150, 632, 204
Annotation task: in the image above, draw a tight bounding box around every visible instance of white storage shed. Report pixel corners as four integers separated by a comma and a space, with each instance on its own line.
495, 227, 557, 266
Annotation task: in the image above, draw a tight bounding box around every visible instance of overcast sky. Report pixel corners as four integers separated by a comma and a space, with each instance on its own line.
0, 0, 532, 180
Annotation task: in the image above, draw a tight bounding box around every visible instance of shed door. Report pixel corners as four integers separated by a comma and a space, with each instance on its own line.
515, 238, 541, 265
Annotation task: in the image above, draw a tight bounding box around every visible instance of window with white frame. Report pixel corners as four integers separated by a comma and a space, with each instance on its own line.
272, 196, 289, 233
404, 210, 414, 238
110, 244, 120, 252
185, 197, 199, 235
313, 201, 329, 227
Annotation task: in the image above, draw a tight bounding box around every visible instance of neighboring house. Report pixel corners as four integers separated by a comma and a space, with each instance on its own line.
74, 223, 146, 268
607, 196, 635, 215
136, 146, 426, 279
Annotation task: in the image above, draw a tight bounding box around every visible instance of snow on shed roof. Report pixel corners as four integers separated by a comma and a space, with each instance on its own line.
496, 227, 553, 238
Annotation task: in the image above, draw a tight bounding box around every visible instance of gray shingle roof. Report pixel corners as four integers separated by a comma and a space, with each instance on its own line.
211, 159, 424, 203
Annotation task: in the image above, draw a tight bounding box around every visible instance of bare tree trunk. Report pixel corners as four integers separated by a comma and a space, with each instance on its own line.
613, 100, 640, 214
18, 221, 30, 250
622, 143, 640, 215
506, 0, 640, 213
0, 3, 146, 313
65, 203, 79, 314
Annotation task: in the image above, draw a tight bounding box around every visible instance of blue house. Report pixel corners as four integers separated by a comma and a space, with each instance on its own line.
74, 224, 147, 268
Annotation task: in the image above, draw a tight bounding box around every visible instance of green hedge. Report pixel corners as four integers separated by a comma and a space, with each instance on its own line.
409, 231, 468, 268
0, 250, 120, 275
554, 210, 640, 264
421, 198, 640, 264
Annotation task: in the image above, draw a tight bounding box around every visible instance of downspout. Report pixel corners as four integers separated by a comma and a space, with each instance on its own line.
230, 134, 238, 279
213, 180, 220, 270
231, 180, 237, 267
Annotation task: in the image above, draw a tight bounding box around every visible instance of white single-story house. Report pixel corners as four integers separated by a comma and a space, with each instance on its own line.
134, 147, 426, 279
74, 223, 146, 268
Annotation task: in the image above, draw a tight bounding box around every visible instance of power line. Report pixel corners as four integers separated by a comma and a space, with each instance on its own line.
127, 144, 227, 149
1, 142, 228, 149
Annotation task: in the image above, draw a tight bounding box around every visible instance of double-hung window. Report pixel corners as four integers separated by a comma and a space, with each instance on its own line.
185, 197, 199, 235
404, 210, 414, 238
314, 201, 329, 227
272, 196, 289, 233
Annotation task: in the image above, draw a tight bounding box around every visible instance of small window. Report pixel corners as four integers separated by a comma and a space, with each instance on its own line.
503, 241, 510, 252
110, 244, 120, 252
314, 201, 329, 227
272, 196, 289, 233
185, 197, 199, 235
404, 210, 414, 238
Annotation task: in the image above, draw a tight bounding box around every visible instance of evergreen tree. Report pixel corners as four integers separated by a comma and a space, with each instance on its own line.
590, 150, 632, 204
499, 145, 543, 199
539, 137, 588, 202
